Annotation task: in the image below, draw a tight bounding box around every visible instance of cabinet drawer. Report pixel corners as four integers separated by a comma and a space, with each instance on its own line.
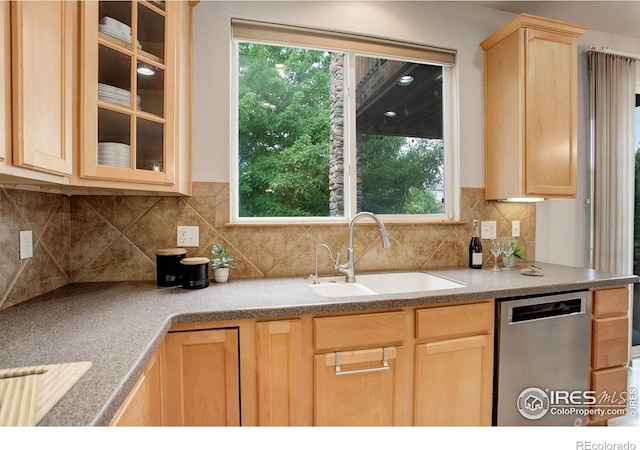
592, 316, 629, 369
589, 366, 628, 422
416, 301, 493, 341
323, 346, 398, 371
314, 311, 405, 351
593, 287, 629, 316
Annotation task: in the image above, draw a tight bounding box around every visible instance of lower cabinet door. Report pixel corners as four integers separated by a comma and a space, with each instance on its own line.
589, 366, 629, 423
164, 328, 240, 426
415, 335, 493, 426
314, 346, 408, 426
111, 343, 164, 426
256, 319, 304, 425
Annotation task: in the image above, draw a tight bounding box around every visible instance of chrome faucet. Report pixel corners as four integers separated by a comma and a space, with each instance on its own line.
335, 212, 392, 282
306, 244, 339, 284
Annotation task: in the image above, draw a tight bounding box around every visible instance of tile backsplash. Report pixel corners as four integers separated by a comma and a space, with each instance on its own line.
0, 183, 535, 311
0, 189, 71, 310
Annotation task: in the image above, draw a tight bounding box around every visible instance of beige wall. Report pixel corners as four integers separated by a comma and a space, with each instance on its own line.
0, 184, 535, 311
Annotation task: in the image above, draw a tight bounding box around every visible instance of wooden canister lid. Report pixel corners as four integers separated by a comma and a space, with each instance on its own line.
156, 248, 187, 256
180, 257, 210, 265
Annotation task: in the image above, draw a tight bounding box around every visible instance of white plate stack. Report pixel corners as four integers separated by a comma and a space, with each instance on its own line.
99, 16, 142, 49
98, 142, 131, 168
98, 83, 142, 110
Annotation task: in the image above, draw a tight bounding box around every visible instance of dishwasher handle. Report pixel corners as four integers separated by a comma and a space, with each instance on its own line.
509, 298, 585, 324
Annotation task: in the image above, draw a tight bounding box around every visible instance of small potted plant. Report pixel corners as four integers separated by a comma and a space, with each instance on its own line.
210, 244, 235, 282
503, 239, 525, 268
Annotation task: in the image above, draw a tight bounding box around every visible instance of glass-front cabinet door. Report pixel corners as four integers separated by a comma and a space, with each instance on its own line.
81, 0, 176, 186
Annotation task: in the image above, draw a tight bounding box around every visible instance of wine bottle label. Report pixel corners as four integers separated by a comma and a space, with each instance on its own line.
472, 252, 483, 265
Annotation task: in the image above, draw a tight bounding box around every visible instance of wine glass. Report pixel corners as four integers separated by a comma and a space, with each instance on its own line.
489, 238, 504, 272
502, 238, 517, 271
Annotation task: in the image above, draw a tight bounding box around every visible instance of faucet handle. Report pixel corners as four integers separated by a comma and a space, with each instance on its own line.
334, 252, 342, 269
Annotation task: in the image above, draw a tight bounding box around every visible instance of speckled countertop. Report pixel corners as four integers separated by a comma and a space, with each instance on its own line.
0, 262, 636, 426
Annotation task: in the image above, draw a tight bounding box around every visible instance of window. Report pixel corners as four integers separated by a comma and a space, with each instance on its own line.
633, 85, 640, 351
231, 20, 458, 223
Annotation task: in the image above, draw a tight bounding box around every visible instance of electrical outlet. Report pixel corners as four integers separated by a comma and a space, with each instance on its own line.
19, 230, 33, 259
177, 226, 199, 247
512, 221, 521, 238
481, 221, 496, 240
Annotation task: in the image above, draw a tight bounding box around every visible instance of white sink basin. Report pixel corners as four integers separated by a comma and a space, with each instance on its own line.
309, 272, 464, 297
308, 282, 376, 297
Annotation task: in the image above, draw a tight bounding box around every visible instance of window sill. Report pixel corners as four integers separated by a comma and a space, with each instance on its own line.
223, 220, 466, 227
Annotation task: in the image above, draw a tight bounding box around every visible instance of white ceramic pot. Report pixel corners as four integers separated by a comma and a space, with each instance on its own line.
214, 267, 229, 283
502, 256, 516, 269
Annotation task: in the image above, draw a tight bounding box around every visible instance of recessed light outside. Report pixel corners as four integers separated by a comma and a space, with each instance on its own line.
398, 75, 414, 86
137, 66, 155, 76
384, 111, 396, 117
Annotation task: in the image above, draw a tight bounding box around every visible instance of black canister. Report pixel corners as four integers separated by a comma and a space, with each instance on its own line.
155, 248, 187, 287
180, 257, 210, 289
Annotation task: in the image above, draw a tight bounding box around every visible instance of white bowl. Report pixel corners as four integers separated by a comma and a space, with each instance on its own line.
99, 16, 131, 34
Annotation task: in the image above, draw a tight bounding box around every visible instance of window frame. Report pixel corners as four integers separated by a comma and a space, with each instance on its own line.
230, 20, 460, 224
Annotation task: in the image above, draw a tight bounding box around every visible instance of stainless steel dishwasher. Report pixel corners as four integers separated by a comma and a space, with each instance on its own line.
493, 290, 592, 426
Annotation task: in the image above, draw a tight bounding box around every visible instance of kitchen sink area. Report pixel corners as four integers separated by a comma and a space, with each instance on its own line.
308, 272, 465, 297
307, 212, 465, 298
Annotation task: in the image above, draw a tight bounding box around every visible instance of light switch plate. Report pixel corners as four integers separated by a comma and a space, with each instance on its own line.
177, 226, 199, 247
481, 221, 496, 240
512, 221, 521, 238
19, 230, 33, 259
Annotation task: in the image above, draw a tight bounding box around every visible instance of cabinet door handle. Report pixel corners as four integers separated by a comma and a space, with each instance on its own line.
335, 347, 390, 376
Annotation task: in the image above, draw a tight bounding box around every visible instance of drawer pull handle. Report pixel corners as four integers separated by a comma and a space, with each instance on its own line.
335, 347, 390, 376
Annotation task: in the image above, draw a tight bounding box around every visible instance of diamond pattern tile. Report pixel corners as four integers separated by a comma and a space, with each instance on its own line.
0, 184, 535, 311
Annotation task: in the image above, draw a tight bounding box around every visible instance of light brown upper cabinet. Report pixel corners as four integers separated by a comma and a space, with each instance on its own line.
481, 14, 587, 200
1, 0, 192, 194
77, 0, 191, 194
0, 2, 10, 172
0, 1, 75, 184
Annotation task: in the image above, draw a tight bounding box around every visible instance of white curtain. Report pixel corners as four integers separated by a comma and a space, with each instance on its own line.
589, 51, 636, 273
